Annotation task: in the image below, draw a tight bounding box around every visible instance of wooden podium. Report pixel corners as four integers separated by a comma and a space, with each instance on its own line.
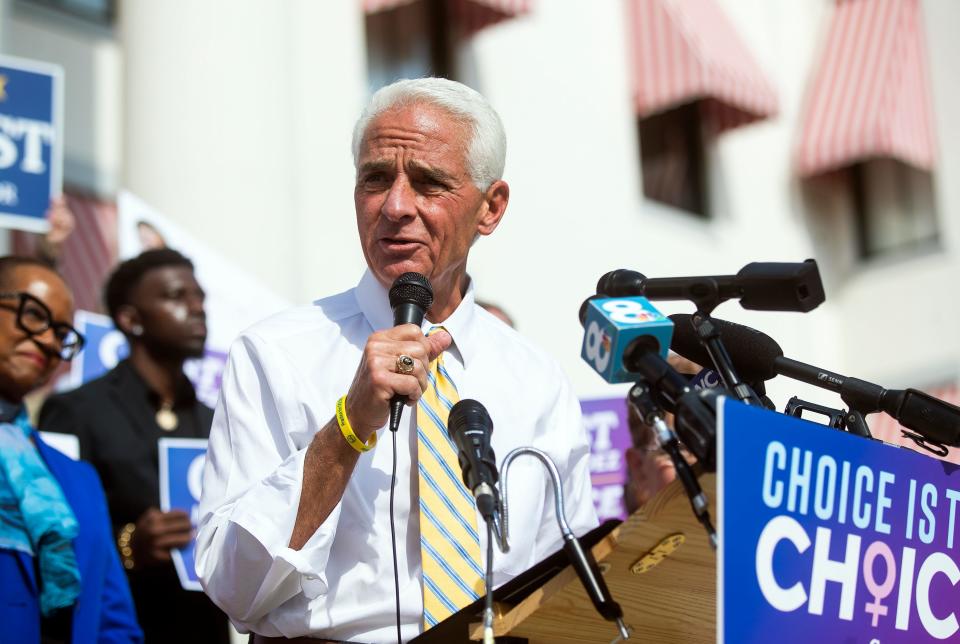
412, 474, 716, 643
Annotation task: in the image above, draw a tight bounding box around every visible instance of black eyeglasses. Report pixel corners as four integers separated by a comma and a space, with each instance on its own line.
0, 292, 85, 361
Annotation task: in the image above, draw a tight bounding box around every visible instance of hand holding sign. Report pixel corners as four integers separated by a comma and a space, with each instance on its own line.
132, 507, 192, 567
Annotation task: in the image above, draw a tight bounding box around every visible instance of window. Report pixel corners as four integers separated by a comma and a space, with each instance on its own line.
638, 102, 709, 218
849, 159, 938, 259
18, 0, 114, 24
365, 0, 457, 93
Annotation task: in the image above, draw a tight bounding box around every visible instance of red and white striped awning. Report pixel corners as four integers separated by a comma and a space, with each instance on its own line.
12, 191, 117, 315
363, 0, 529, 34
870, 383, 960, 464
627, 0, 779, 133
795, 0, 936, 177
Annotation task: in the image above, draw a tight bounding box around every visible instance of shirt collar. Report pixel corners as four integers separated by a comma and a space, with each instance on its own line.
354, 268, 480, 367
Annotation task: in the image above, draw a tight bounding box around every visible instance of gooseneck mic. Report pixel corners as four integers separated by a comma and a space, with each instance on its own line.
447, 399, 499, 521
388, 273, 433, 433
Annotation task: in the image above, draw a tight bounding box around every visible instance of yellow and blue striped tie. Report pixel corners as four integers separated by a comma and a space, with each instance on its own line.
417, 327, 484, 628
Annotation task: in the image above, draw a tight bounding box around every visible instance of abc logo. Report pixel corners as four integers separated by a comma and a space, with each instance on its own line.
584, 321, 611, 372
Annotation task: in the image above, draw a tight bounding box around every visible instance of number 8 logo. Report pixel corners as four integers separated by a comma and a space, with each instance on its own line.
601, 299, 650, 324
584, 321, 611, 372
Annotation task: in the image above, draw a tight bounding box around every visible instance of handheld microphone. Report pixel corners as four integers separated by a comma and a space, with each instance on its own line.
388, 273, 433, 433
670, 314, 960, 448
580, 295, 673, 383
596, 259, 825, 313
447, 399, 499, 521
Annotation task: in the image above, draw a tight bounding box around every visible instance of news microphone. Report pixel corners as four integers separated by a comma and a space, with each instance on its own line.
447, 399, 499, 521
670, 314, 960, 448
388, 273, 433, 433
669, 313, 782, 383
596, 259, 825, 313
580, 295, 673, 383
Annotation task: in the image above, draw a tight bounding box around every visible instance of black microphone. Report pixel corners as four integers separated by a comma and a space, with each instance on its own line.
596, 259, 825, 312
670, 314, 960, 448
447, 399, 499, 521
388, 273, 433, 433
670, 313, 782, 383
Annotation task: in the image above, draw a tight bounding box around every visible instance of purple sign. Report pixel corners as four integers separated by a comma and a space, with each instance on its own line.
581, 396, 631, 522
720, 399, 960, 643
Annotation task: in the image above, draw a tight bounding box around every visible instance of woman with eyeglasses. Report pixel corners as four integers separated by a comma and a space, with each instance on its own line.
0, 256, 143, 643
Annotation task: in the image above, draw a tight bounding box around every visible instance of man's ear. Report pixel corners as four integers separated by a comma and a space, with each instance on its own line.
476, 180, 509, 237
114, 304, 140, 337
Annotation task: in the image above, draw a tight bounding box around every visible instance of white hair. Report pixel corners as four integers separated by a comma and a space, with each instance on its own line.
351, 78, 507, 191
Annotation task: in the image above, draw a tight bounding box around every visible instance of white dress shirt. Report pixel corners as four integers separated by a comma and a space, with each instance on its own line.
196, 270, 598, 642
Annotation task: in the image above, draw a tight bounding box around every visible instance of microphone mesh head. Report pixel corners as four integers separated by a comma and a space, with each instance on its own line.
448, 399, 492, 439
389, 272, 434, 311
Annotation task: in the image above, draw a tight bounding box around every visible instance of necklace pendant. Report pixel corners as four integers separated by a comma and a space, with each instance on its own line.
155, 406, 179, 432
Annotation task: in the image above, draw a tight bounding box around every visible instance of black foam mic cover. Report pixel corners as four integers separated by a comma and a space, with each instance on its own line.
669, 313, 783, 383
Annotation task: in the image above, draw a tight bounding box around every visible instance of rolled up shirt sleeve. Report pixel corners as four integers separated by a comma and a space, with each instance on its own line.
196, 332, 340, 634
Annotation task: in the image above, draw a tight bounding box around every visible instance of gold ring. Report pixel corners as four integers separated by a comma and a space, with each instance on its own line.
396, 354, 415, 374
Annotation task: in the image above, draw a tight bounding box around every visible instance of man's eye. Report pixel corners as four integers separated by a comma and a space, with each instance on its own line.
417, 178, 447, 191
363, 173, 390, 186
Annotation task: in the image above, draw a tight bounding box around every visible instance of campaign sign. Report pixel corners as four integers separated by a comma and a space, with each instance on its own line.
581, 396, 631, 522
69, 311, 129, 387
0, 55, 63, 232
719, 399, 960, 643
159, 438, 208, 592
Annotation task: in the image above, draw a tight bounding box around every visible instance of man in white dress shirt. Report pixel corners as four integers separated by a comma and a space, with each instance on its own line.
195, 78, 597, 643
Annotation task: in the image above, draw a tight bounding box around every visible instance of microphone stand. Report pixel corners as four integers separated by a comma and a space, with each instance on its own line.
628, 382, 718, 549
497, 447, 630, 641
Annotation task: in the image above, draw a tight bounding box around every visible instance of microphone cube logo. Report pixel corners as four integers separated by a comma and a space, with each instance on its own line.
581, 297, 673, 383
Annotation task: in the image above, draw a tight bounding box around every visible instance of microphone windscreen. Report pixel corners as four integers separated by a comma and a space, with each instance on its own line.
447, 399, 492, 439
389, 272, 433, 311
669, 314, 783, 382
596, 269, 646, 297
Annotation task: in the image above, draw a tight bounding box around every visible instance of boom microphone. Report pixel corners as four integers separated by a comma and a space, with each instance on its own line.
388, 273, 433, 433
596, 260, 825, 312
669, 313, 782, 383
447, 399, 499, 521
670, 314, 960, 448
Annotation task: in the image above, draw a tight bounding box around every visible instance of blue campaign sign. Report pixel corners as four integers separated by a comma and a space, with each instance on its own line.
0, 55, 63, 232
69, 310, 130, 388
159, 438, 208, 592
718, 399, 960, 643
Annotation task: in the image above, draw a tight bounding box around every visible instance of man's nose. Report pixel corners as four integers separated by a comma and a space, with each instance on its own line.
381, 176, 417, 221
187, 293, 206, 318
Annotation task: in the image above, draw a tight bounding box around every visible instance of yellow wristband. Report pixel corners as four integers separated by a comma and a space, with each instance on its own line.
336, 395, 377, 453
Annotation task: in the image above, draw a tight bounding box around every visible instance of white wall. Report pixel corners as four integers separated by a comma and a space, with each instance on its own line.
121, 0, 369, 304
